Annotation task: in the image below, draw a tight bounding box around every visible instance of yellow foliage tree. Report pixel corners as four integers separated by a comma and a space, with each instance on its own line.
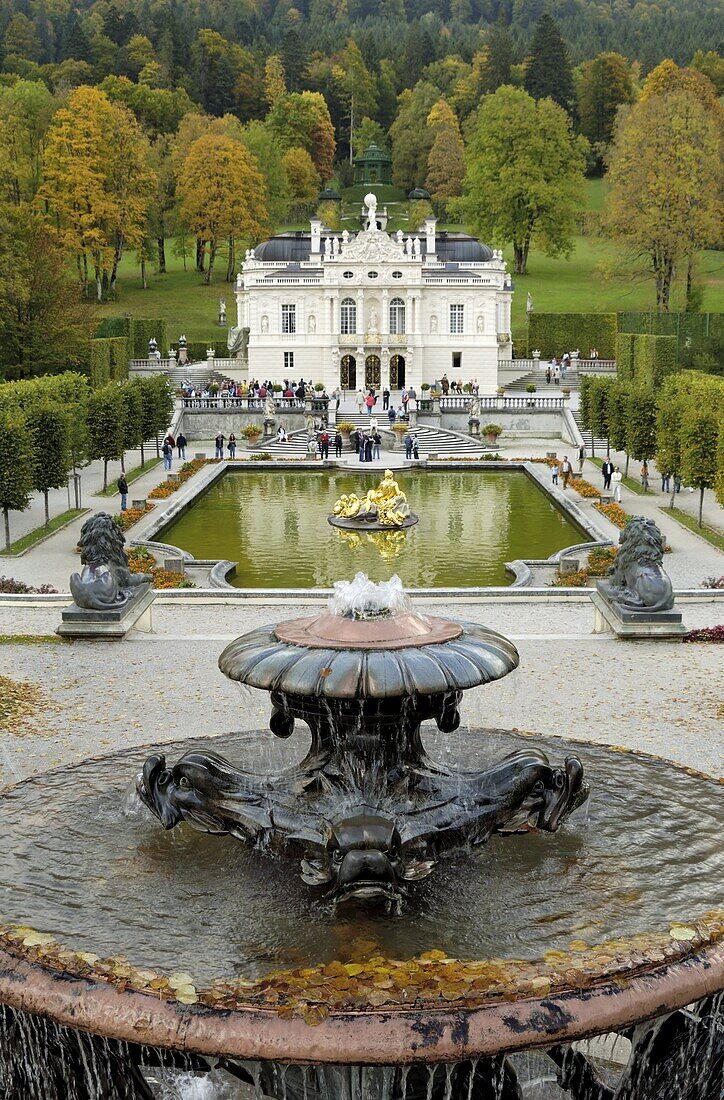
641, 59, 721, 112
177, 133, 268, 285
40, 85, 156, 301
264, 55, 287, 107
281, 146, 320, 213
605, 90, 722, 310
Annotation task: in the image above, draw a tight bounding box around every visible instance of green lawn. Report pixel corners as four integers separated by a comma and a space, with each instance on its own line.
660, 506, 724, 553
90, 181, 724, 344
0, 508, 87, 556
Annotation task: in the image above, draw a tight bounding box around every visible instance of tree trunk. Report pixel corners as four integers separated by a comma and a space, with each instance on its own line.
226, 235, 235, 282
205, 240, 216, 286
140, 440, 144, 466
513, 240, 529, 275
44, 490, 49, 527
157, 236, 166, 274
3, 507, 10, 551
698, 486, 704, 528
121, 450, 126, 474
624, 453, 630, 477
669, 483, 676, 510
82, 252, 89, 298
94, 263, 103, 303
141, 256, 147, 290
103, 458, 108, 492
685, 254, 694, 310
155, 435, 160, 458
196, 238, 205, 272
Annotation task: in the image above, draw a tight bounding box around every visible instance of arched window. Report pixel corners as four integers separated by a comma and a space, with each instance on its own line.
340, 298, 356, 335
389, 297, 405, 335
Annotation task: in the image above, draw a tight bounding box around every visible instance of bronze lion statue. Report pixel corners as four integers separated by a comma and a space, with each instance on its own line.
70, 512, 151, 611
602, 516, 674, 612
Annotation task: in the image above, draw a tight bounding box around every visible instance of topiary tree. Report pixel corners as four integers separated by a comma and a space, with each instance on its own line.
606, 381, 629, 458
87, 383, 126, 491
138, 375, 174, 460
680, 403, 720, 527
121, 379, 145, 472
625, 388, 657, 488
24, 400, 72, 526
0, 409, 35, 550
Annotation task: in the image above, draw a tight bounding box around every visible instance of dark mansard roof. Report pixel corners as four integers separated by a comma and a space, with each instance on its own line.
253, 231, 494, 264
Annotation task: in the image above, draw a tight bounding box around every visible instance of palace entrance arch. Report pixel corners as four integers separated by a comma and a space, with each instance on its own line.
340, 354, 356, 390
390, 354, 405, 388
365, 354, 381, 389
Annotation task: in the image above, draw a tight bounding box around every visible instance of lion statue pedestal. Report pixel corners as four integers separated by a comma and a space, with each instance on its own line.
591, 516, 685, 639
57, 513, 155, 640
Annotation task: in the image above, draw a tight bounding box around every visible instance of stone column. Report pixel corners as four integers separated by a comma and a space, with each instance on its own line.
381, 290, 389, 336
357, 290, 364, 337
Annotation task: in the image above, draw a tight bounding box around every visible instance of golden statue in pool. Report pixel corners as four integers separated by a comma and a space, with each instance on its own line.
333, 470, 411, 527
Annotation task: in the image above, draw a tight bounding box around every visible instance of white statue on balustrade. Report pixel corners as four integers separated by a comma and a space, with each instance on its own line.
364, 193, 378, 231
260, 314, 269, 333
368, 308, 379, 337
308, 314, 316, 333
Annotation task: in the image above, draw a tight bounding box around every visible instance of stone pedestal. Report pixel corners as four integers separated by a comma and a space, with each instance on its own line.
131, 499, 147, 510
591, 586, 685, 640
57, 585, 155, 640
469, 418, 480, 437
263, 418, 275, 438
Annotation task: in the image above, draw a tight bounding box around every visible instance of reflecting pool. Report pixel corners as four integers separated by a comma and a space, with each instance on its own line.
159, 469, 587, 588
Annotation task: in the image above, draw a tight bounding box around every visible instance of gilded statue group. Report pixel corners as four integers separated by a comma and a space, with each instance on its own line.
333, 470, 411, 527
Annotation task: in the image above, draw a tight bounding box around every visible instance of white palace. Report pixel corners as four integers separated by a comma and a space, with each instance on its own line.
233, 193, 514, 393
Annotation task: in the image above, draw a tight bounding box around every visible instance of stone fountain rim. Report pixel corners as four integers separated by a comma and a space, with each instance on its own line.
0, 732, 722, 1063
0, 941, 722, 1064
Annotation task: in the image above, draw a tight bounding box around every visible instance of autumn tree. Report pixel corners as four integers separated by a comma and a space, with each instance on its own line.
137, 375, 174, 462
690, 50, 724, 96
458, 86, 587, 275
604, 90, 722, 310
0, 80, 55, 206
390, 81, 439, 192
0, 409, 35, 549
177, 134, 268, 284
264, 55, 287, 107
640, 59, 721, 110
240, 121, 292, 226
425, 98, 464, 214
577, 53, 634, 168
524, 13, 574, 115
281, 147, 320, 218
266, 91, 335, 181
40, 85, 156, 301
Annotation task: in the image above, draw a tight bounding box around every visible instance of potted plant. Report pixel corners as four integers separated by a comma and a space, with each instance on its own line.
314, 382, 325, 392
391, 422, 409, 449
562, 387, 571, 399
421, 383, 430, 391
209, 381, 219, 397
496, 386, 505, 397
482, 423, 503, 445
272, 384, 283, 393
337, 421, 356, 442
241, 422, 263, 449
525, 383, 537, 407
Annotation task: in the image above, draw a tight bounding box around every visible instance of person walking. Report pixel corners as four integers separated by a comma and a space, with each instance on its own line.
640, 461, 649, 492
388, 406, 396, 426
117, 473, 128, 512
404, 431, 413, 459
162, 438, 173, 471
214, 432, 225, 459
334, 430, 343, 458
382, 388, 390, 411
578, 445, 585, 473
372, 430, 381, 461
561, 455, 572, 489
553, 365, 560, 386
177, 433, 187, 460
364, 433, 373, 462
359, 432, 366, 462
365, 392, 375, 416
551, 462, 559, 486
319, 429, 330, 459
356, 389, 365, 415
401, 389, 409, 416
227, 433, 237, 458
412, 438, 419, 460
612, 466, 623, 502
662, 472, 671, 493
332, 387, 341, 413
601, 458, 614, 491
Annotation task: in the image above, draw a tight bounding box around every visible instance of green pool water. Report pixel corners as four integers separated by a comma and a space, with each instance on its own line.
160, 469, 586, 588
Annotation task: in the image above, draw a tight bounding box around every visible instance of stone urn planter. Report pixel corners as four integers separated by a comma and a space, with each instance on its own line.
482, 423, 502, 447
242, 425, 263, 450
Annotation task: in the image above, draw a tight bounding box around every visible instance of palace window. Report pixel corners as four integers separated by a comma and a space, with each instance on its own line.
389, 298, 406, 335
450, 304, 464, 334
281, 304, 296, 334
392, 271, 403, 279
340, 297, 357, 334
452, 352, 462, 370
343, 271, 354, 279
284, 351, 294, 372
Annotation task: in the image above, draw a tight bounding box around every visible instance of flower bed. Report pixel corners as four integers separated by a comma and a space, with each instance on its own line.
594, 501, 631, 529
552, 546, 617, 588
0, 576, 57, 594
127, 547, 195, 590
115, 504, 154, 531
148, 459, 207, 500
568, 477, 600, 499
683, 625, 724, 644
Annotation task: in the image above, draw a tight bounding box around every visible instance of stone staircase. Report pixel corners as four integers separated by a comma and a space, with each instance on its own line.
506, 368, 581, 393
572, 410, 609, 455
251, 430, 314, 457
334, 414, 491, 455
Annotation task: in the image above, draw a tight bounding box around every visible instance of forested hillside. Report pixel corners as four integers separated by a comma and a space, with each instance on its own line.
0, 0, 721, 378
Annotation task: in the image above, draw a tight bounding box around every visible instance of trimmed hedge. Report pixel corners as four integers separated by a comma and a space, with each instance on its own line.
528, 313, 617, 359
108, 337, 129, 381
632, 334, 677, 389
130, 318, 167, 358
615, 332, 636, 383
88, 340, 111, 388
617, 311, 723, 363
183, 340, 228, 363
95, 316, 130, 339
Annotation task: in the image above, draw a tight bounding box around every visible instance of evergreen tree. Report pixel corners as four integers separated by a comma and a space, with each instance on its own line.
524, 13, 574, 115
483, 18, 513, 93
577, 52, 634, 154
281, 28, 307, 93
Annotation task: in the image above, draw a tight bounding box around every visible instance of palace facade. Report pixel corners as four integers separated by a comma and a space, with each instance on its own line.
233, 195, 513, 393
